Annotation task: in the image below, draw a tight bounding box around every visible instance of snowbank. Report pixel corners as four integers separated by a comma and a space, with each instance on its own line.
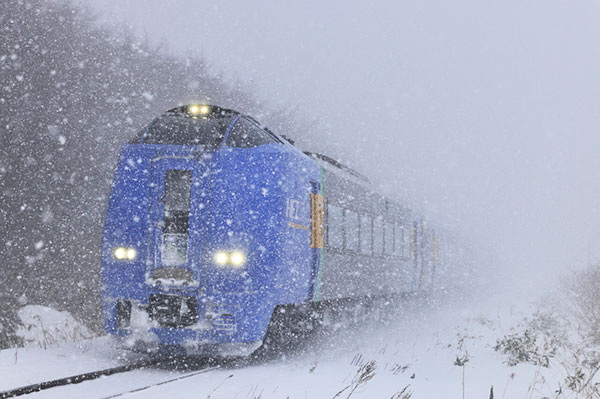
16, 305, 94, 348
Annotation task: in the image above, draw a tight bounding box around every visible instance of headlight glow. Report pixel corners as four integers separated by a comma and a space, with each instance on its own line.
114, 247, 137, 260
214, 250, 246, 266
230, 252, 245, 266
214, 251, 229, 265
114, 247, 126, 259
126, 248, 137, 260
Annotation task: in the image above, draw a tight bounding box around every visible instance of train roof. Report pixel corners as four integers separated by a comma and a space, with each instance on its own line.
304, 151, 371, 185
158, 106, 369, 185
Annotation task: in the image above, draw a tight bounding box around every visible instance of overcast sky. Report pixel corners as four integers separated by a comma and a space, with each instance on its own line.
84, 0, 600, 288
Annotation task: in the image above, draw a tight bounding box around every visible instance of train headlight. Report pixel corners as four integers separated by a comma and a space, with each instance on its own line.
114, 247, 137, 261
214, 251, 229, 265
214, 250, 246, 267
230, 252, 245, 267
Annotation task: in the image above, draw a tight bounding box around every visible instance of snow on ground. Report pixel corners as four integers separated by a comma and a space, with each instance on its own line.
1, 294, 594, 398
0, 306, 147, 393
118, 296, 544, 399
0, 335, 145, 393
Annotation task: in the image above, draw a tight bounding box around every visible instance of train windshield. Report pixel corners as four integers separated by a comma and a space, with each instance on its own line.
131, 114, 234, 146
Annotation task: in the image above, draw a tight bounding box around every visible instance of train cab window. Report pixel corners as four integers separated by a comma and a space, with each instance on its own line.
360, 215, 372, 254
373, 216, 384, 254
384, 222, 394, 255
134, 114, 232, 146
226, 118, 278, 148
327, 203, 344, 249
345, 210, 359, 251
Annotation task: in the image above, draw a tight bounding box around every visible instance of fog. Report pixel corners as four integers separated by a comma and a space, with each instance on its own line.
84, 0, 600, 290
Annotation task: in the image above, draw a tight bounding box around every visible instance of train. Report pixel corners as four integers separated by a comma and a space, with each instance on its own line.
101, 104, 444, 356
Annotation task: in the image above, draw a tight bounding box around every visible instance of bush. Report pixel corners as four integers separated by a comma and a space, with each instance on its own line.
494, 328, 555, 367
563, 263, 600, 344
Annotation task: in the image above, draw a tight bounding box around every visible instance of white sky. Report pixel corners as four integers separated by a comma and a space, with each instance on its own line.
84, 0, 600, 287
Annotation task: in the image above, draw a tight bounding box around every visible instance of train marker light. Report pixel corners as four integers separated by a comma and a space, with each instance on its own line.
189, 105, 210, 116
214, 251, 229, 265
114, 247, 137, 260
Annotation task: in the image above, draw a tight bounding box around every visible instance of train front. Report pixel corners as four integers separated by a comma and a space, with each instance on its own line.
101, 105, 322, 356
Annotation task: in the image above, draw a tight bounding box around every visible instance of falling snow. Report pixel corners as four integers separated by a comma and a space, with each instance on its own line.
2, 0, 600, 397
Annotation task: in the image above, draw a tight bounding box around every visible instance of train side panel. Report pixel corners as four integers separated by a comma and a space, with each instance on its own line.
317, 163, 431, 301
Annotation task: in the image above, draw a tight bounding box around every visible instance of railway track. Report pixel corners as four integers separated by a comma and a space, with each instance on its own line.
0, 358, 218, 399
99, 365, 220, 399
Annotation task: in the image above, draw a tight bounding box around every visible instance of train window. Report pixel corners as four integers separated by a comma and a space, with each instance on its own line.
135, 114, 232, 146
163, 170, 191, 211
327, 204, 344, 249
345, 210, 359, 251
226, 118, 277, 148
432, 233, 439, 264
384, 222, 394, 255
359, 215, 372, 254
373, 216, 384, 254
394, 222, 405, 257
410, 224, 416, 260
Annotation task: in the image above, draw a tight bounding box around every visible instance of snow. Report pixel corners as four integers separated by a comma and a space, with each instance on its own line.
121, 305, 159, 351
0, 336, 136, 392
141, 92, 154, 101
3, 296, 591, 398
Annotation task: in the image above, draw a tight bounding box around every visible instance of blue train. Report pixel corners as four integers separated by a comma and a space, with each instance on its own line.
101, 105, 442, 356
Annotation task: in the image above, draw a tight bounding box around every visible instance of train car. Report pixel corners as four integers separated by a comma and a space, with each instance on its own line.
311, 153, 438, 303
100, 104, 440, 356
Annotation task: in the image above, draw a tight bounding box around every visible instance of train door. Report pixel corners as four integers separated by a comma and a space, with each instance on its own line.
310, 181, 324, 300
146, 156, 207, 288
